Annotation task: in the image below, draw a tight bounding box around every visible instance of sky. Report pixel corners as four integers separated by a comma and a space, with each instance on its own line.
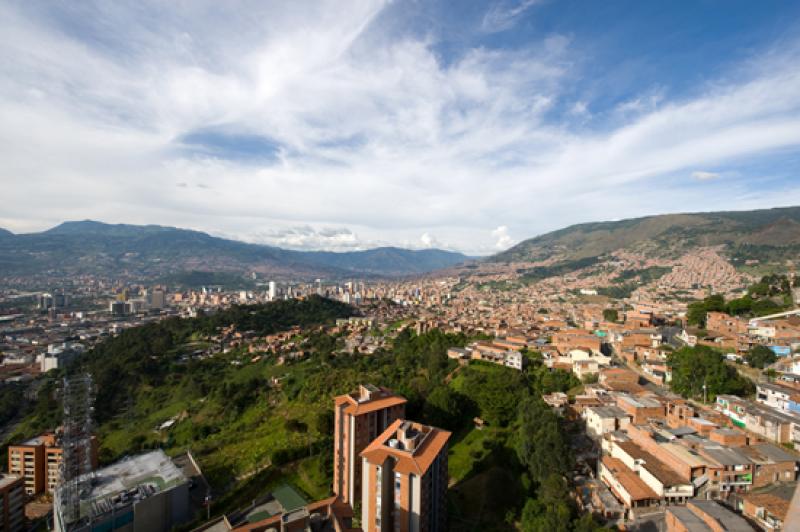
2, 0, 800, 255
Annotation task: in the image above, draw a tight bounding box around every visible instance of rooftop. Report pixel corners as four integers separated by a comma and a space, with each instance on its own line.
616, 441, 688, 486
361, 419, 451, 476
688, 500, 754, 532
666, 506, 713, 532
601, 456, 658, 501
335, 384, 407, 416
61, 450, 187, 522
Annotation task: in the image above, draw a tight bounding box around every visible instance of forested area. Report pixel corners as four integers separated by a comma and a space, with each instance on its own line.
686, 274, 797, 327
5, 296, 608, 530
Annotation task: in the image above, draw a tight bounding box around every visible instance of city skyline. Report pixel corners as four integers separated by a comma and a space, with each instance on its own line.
2, 1, 800, 255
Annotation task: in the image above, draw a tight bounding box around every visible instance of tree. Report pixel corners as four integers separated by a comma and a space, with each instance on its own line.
516, 398, 571, 483
422, 386, 471, 430
602, 308, 618, 323
745, 345, 777, 369
686, 301, 708, 327
520, 473, 573, 532
462, 368, 525, 426
667, 345, 753, 400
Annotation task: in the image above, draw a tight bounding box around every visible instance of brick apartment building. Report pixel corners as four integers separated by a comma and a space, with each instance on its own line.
0, 475, 25, 532
8, 432, 98, 496
360, 420, 450, 532
334, 385, 407, 506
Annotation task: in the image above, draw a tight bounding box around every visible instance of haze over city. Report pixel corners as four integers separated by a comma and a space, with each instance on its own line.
2, 1, 800, 254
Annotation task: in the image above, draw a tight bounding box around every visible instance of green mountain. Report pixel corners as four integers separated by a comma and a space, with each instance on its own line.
0, 220, 470, 280
491, 206, 800, 265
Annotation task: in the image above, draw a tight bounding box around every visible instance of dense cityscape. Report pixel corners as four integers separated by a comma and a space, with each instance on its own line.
4, 1, 800, 531
1, 230, 800, 531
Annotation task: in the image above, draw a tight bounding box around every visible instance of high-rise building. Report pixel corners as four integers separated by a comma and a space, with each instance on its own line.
360, 420, 450, 532
268, 281, 277, 301
8, 433, 97, 496
0, 475, 25, 532
150, 287, 166, 309
333, 385, 407, 506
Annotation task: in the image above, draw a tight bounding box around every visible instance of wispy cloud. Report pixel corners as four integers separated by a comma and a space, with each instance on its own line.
482, 0, 541, 33
692, 170, 721, 181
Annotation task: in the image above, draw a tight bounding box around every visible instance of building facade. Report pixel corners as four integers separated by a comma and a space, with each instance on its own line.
0, 475, 25, 532
334, 385, 407, 506
360, 420, 450, 532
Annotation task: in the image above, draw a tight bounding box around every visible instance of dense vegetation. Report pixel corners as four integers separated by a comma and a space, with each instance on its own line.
79, 296, 357, 424
687, 274, 796, 327
602, 309, 618, 323
744, 345, 778, 369
614, 266, 672, 284
667, 345, 753, 401
518, 256, 601, 283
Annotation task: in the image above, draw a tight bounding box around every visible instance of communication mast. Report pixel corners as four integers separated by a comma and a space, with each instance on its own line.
60, 373, 95, 527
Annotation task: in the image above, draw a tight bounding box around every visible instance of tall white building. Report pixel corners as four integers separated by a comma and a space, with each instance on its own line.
268, 281, 277, 301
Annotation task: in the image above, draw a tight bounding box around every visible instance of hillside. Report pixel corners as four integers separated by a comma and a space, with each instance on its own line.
1, 297, 580, 529
0, 220, 470, 280
491, 206, 800, 265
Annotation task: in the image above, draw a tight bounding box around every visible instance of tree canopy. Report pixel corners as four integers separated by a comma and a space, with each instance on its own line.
667, 345, 753, 400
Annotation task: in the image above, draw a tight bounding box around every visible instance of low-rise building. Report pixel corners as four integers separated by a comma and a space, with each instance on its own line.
666, 500, 754, 532
583, 406, 630, 438
54, 450, 191, 532
232, 496, 360, 532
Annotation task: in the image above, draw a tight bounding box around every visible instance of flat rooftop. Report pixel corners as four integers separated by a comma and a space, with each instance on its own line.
65, 450, 187, 521
666, 506, 712, 532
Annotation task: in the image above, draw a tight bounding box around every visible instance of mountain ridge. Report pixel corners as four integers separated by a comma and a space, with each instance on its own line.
0, 220, 470, 279
490, 205, 800, 264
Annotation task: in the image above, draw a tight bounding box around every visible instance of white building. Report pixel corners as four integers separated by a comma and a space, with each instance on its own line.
54, 450, 190, 532
268, 281, 278, 301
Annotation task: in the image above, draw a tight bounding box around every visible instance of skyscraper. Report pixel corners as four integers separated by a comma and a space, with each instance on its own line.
268, 281, 277, 301
360, 420, 450, 532
333, 385, 406, 506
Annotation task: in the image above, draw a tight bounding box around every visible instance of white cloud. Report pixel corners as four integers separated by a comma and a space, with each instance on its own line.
420, 232, 441, 249
692, 170, 721, 180
491, 226, 515, 249
0, 2, 799, 256
250, 225, 365, 251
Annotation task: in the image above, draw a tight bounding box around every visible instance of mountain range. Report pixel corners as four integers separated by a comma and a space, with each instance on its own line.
2, 206, 799, 284
0, 221, 470, 280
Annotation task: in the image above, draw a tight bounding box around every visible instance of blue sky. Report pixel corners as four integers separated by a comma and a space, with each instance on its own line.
1, 0, 799, 254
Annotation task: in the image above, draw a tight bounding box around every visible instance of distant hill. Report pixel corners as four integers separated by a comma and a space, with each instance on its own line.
0, 220, 470, 280
491, 206, 800, 265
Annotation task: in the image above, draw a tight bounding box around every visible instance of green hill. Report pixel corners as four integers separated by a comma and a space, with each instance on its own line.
491, 206, 800, 265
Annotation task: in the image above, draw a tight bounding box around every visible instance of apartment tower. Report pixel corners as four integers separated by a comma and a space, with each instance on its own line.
360, 420, 450, 532
8, 433, 98, 496
334, 385, 407, 505
0, 475, 25, 532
